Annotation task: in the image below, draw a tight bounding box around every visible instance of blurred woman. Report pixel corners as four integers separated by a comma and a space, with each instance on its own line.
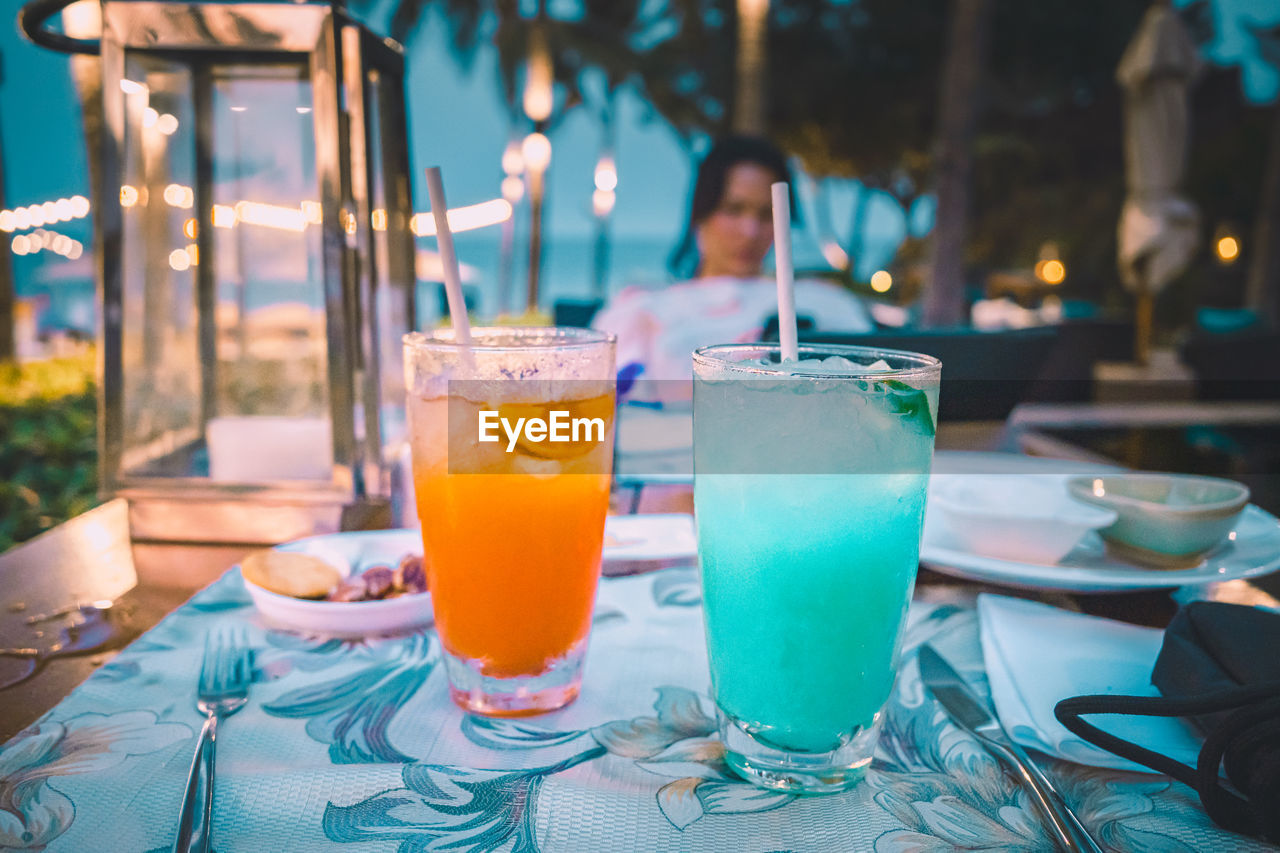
593, 135, 871, 380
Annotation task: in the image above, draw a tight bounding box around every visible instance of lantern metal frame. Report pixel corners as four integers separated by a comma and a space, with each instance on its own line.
97, 1, 415, 543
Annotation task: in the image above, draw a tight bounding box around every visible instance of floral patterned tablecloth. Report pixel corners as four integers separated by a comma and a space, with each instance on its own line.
1, 555, 1274, 852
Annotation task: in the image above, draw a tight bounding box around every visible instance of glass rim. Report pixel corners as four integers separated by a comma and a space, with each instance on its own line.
404, 326, 616, 353
692, 343, 941, 380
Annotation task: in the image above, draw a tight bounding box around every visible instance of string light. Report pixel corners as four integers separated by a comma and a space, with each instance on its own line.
592, 189, 615, 218
521, 133, 552, 173
0, 187, 522, 246
1216, 236, 1240, 263
10, 228, 83, 259
523, 29, 554, 123
1034, 241, 1066, 285
163, 184, 195, 209
1213, 225, 1241, 265
501, 175, 525, 204
236, 201, 307, 232
501, 140, 524, 176
594, 156, 617, 193
211, 204, 237, 228
0, 194, 93, 231
1039, 259, 1066, 285
410, 198, 513, 236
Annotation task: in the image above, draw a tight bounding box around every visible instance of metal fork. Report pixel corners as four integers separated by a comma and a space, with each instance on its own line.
172, 628, 253, 853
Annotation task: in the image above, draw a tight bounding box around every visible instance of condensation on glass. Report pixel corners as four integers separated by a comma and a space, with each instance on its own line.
98, 1, 415, 543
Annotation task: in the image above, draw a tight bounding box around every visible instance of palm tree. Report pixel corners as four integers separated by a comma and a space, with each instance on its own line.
380, 0, 1178, 310
1245, 21, 1280, 328
922, 0, 993, 327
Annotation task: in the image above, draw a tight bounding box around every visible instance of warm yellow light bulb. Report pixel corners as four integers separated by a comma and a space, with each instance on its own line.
521, 133, 552, 173
594, 157, 618, 192
1041, 259, 1066, 285
1216, 236, 1240, 263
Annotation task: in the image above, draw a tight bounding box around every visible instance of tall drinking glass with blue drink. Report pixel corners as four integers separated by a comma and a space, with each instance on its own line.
692, 343, 941, 793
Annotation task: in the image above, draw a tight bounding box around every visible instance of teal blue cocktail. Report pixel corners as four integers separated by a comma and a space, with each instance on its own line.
693, 343, 940, 793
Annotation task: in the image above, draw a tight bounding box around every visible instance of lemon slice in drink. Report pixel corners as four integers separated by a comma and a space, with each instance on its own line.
497, 394, 614, 460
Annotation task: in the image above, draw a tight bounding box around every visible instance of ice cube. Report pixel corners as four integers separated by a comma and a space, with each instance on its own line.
509, 453, 563, 478
442, 396, 509, 473
736, 354, 896, 377
782, 355, 893, 375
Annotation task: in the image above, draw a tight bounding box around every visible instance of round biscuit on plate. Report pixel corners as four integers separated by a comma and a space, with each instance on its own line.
241, 549, 343, 599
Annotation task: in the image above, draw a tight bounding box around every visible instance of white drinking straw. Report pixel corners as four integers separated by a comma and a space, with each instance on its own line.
771, 181, 798, 362
425, 166, 472, 346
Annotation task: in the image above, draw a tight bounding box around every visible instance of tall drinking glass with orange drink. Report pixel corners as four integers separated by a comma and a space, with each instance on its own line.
404, 327, 616, 715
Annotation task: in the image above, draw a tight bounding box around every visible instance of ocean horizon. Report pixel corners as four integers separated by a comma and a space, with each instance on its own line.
18, 228, 900, 335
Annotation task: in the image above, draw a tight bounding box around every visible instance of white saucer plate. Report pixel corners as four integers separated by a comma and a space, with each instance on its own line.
921, 452, 1280, 593
241, 529, 430, 636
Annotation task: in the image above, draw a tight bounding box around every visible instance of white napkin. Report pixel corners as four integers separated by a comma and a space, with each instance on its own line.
979, 594, 1204, 773
602, 513, 697, 562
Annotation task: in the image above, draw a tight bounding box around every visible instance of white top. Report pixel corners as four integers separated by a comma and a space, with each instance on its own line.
592, 275, 873, 381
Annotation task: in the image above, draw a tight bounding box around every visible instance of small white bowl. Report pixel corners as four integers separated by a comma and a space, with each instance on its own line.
930, 475, 1118, 565
1066, 474, 1250, 568
241, 530, 432, 637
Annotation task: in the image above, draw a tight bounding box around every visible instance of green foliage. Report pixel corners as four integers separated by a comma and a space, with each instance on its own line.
0, 353, 99, 553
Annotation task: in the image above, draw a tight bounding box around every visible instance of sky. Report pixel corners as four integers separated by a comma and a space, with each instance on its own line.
394, 4, 692, 243
1, 0, 1277, 309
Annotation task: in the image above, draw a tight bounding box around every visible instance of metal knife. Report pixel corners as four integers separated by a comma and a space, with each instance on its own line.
917, 644, 1104, 853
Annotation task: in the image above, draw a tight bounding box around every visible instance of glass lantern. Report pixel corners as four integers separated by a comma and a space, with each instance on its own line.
97, 1, 415, 543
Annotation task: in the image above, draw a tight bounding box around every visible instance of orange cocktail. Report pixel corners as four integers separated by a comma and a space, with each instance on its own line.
405, 328, 616, 715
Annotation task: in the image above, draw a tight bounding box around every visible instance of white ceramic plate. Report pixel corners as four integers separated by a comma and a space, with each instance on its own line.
922, 452, 1280, 593
244, 516, 699, 635
241, 530, 431, 636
